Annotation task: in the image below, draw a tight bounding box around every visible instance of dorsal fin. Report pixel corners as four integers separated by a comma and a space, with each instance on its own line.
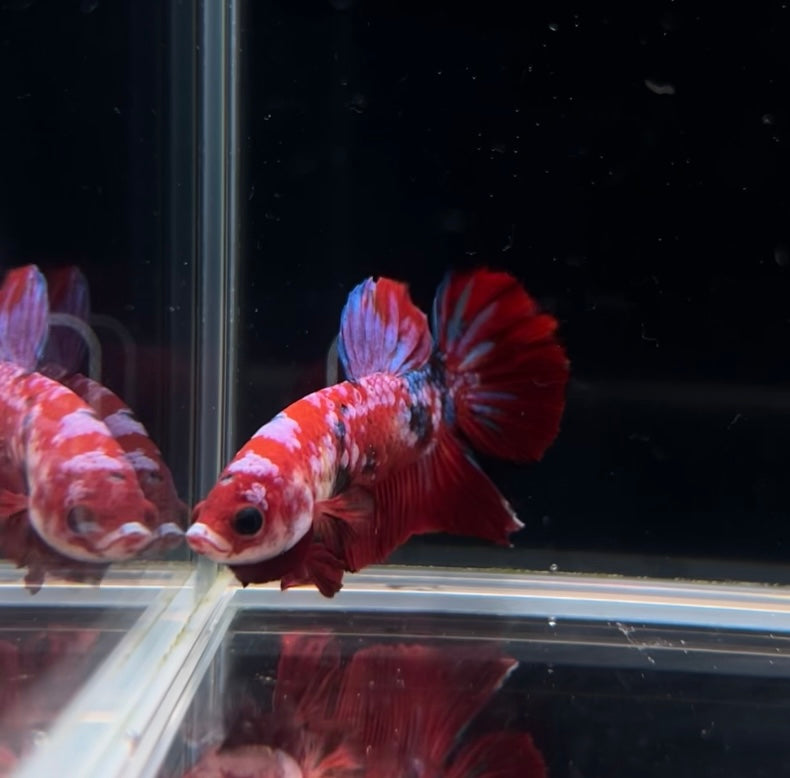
0, 264, 49, 370
43, 265, 90, 375
338, 276, 432, 380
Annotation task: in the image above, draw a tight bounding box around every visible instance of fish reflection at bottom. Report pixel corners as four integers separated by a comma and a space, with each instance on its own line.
180, 634, 546, 778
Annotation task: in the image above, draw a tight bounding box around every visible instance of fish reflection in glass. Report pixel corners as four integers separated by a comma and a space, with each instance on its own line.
0, 264, 185, 591
188, 268, 569, 595
178, 634, 546, 778
40, 266, 188, 552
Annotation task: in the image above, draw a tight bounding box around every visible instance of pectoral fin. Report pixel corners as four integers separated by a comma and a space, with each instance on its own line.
0, 490, 28, 519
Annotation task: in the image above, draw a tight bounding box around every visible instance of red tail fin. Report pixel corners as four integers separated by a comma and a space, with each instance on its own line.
433, 268, 569, 462
334, 644, 516, 775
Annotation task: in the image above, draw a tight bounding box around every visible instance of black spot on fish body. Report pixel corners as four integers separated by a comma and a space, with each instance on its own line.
339, 404, 349, 415
334, 419, 346, 440
333, 466, 352, 495
409, 403, 432, 445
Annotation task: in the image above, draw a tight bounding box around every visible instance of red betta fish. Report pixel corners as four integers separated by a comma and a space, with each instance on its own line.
186, 268, 569, 595
0, 265, 155, 572
181, 634, 545, 778
41, 266, 188, 550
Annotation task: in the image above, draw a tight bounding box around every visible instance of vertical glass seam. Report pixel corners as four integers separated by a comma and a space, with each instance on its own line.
195, 0, 240, 502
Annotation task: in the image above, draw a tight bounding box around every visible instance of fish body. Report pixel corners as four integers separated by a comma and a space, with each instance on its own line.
59, 372, 188, 549
0, 265, 154, 569
187, 269, 569, 595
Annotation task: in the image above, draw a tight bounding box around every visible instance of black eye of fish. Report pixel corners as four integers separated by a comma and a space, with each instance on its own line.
67, 506, 96, 535
233, 506, 263, 535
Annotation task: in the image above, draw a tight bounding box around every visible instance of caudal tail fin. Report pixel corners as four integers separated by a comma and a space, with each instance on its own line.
433, 268, 569, 462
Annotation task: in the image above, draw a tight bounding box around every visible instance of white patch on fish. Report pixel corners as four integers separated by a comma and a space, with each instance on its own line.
125, 449, 159, 472
66, 480, 90, 504
254, 414, 302, 451
226, 452, 279, 477
104, 409, 147, 437
51, 409, 107, 443
62, 451, 126, 473
244, 482, 268, 510
306, 393, 324, 408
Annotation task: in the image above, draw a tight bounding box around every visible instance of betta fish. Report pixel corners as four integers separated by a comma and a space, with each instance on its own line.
0, 265, 155, 585
180, 633, 546, 778
40, 266, 188, 551
186, 268, 569, 595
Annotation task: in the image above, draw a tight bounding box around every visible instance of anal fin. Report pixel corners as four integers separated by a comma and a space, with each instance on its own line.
319, 431, 523, 573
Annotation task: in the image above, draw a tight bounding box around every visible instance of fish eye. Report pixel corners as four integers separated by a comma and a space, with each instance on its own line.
232, 506, 263, 536
67, 506, 97, 535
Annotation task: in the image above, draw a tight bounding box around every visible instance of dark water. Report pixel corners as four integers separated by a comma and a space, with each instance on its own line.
161, 610, 790, 778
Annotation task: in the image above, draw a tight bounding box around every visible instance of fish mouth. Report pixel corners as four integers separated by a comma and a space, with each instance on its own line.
94, 521, 153, 559
153, 522, 185, 550
185, 523, 232, 560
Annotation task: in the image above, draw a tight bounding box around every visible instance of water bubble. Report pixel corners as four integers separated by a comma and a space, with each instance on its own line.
762, 113, 775, 125
549, 562, 558, 572
774, 243, 789, 267
548, 617, 557, 627
548, 22, 559, 31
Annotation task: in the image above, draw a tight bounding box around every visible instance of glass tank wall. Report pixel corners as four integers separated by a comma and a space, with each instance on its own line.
1, 0, 790, 776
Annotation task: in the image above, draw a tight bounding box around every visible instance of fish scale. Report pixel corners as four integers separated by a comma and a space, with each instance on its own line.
253, 371, 443, 500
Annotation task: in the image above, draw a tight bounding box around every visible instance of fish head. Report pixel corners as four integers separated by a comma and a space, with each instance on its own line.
186, 455, 313, 565
29, 456, 156, 563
